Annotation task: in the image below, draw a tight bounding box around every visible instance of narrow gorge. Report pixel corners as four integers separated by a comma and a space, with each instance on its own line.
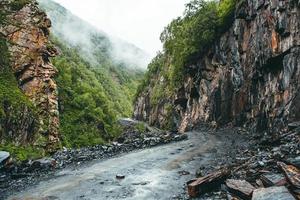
0, 0, 299, 199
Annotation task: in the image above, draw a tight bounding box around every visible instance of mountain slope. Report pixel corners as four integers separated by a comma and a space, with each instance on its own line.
0, 0, 150, 157
37, 0, 151, 69
37, 0, 148, 147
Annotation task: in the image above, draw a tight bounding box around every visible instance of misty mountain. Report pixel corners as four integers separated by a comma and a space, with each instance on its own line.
37, 0, 151, 69
35, 0, 148, 147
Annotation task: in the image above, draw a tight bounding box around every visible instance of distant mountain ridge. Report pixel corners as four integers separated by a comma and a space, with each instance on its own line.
37, 0, 151, 69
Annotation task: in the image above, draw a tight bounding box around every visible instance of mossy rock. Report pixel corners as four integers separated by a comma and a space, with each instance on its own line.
0, 34, 39, 146
0, 143, 45, 161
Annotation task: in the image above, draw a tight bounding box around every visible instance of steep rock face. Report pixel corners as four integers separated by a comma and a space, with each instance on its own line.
0, 0, 59, 147
134, 0, 300, 134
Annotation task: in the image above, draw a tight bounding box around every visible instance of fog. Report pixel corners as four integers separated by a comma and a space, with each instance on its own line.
38, 0, 152, 69
51, 0, 189, 57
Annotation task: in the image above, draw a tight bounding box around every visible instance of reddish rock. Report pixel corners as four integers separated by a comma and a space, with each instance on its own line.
187, 168, 230, 198
226, 179, 255, 199
0, 0, 60, 148
260, 173, 287, 187
278, 162, 300, 189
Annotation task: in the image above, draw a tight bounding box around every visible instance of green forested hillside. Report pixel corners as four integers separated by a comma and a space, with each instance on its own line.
52, 38, 143, 147
37, 0, 147, 148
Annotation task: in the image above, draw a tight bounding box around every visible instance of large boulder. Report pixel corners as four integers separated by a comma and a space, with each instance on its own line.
252, 186, 295, 200
30, 158, 57, 170
0, 151, 10, 168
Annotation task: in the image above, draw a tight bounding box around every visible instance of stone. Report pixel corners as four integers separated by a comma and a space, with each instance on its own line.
225, 179, 255, 199
196, 168, 204, 177
187, 168, 230, 198
132, 181, 149, 186
288, 122, 300, 130
260, 173, 287, 187
287, 156, 300, 168
252, 186, 295, 200
116, 174, 125, 180
0, 151, 10, 167
178, 170, 190, 176
31, 158, 57, 169
118, 118, 139, 126
278, 162, 300, 189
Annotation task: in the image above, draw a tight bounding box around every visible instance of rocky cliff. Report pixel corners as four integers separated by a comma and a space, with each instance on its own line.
0, 0, 59, 148
134, 0, 300, 134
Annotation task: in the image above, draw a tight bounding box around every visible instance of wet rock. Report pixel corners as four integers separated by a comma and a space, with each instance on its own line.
118, 118, 139, 127
178, 170, 190, 176
30, 158, 57, 170
252, 186, 296, 200
196, 168, 204, 177
0, 151, 10, 168
288, 122, 300, 130
174, 134, 188, 141
225, 179, 255, 199
187, 168, 230, 198
255, 179, 264, 188
11, 173, 29, 179
277, 162, 300, 189
132, 181, 149, 186
260, 173, 287, 187
46, 196, 60, 200
287, 156, 300, 169
116, 174, 125, 180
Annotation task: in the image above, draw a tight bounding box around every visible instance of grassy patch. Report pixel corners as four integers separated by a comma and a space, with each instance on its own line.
51, 36, 142, 148
0, 34, 40, 161
134, 122, 147, 133
0, 144, 44, 161
0, 36, 35, 120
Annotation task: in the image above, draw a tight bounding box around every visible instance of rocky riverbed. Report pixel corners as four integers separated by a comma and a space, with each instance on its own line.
5, 126, 251, 200
1, 122, 299, 200
0, 120, 187, 199
186, 122, 300, 200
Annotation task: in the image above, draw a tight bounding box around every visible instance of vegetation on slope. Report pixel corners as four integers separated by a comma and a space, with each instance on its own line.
137, 0, 237, 98
36, 0, 147, 148
51, 37, 143, 148
0, 18, 43, 161
1, 0, 144, 160
0, 1, 46, 161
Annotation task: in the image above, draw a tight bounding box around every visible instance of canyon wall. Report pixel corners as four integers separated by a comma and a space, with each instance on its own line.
134, 0, 300, 134
0, 0, 59, 148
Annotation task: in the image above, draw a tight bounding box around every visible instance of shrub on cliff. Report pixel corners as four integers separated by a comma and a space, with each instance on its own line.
135, 0, 238, 104
160, 0, 237, 88
135, 52, 165, 97
0, 36, 44, 161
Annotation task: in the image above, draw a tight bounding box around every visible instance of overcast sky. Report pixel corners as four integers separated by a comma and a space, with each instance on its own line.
52, 0, 189, 56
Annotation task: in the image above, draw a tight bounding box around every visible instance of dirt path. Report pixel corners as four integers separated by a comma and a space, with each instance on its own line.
8, 129, 250, 200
